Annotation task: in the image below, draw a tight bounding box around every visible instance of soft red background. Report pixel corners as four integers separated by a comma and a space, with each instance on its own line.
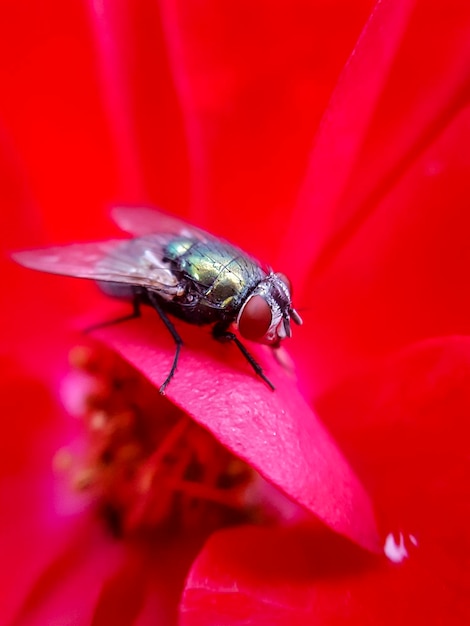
1, 0, 470, 624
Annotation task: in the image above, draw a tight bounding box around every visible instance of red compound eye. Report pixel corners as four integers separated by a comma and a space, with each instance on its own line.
275, 272, 292, 295
238, 295, 272, 341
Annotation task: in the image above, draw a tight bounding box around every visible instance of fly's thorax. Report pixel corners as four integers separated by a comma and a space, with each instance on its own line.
237, 272, 302, 345
165, 237, 266, 313
164, 236, 195, 262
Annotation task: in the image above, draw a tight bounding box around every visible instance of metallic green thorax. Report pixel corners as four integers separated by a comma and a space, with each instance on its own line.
164, 236, 266, 324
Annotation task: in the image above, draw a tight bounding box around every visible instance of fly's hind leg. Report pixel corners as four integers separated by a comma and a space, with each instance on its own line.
212, 323, 275, 391
147, 292, 183, 395
85, 297, 142, 333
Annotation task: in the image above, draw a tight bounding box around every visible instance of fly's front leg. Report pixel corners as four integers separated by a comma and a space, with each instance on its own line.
212, 322, 275, 391
147, 292, 183, 395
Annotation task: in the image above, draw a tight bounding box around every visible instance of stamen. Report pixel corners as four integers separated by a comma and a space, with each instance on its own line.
162, 479, 245, 510
140, 414, 192, 486
58, 344, 261, 538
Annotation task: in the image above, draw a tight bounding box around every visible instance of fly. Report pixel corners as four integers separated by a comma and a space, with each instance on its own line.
13, 207, 303, 393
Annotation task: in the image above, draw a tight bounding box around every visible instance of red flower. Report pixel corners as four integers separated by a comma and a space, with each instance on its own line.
2, 0, 470, 624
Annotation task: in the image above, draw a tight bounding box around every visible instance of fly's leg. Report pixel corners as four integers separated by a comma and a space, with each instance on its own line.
212, 323, 275, 391
85, 297, 142, 333
147, 292, 183, 395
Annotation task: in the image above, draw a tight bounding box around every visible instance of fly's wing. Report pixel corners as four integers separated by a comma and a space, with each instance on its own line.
112, 206, 214, 241
12, 235, 182, 297
12, 240, 122, 279
112, 208, 271, 279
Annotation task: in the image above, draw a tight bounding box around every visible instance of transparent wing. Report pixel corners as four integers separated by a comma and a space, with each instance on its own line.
112, 207, 271, 275
111, 206, 214, 241
12, 240, 124, 280
12, 235, 182, 296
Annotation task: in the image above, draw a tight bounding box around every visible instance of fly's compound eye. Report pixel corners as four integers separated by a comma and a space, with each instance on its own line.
275, 272, 292, 295
238, 295, 272, 341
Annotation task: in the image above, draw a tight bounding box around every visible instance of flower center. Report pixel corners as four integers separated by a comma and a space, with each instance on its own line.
55, 344, 257, 538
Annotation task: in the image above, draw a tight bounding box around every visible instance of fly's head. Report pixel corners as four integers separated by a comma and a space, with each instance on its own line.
237, 273, 303, 346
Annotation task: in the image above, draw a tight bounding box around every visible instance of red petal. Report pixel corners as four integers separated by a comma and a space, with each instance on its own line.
283, 0, 470, 282
280, 0, 416, 279
94, 311, 379, 551
317, 337, 470, 622
180, 525, 376, 626
90, 549, 149, 626
297, 101, 470, 395
281, 1, 470, 393
120, 536, 209, 626
0, 0, 117, 240
9, 519, 126, 626
180, 337, 470, 625
0, 360, 92, 623
317, 337, 470, 552
154, 0, 374, 255
86, 0, 190, 211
